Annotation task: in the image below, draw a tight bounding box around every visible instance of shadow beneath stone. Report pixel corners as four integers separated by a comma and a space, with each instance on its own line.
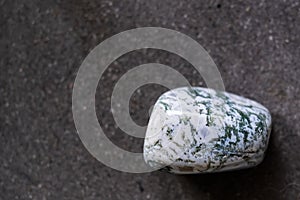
179, 113, 299, 200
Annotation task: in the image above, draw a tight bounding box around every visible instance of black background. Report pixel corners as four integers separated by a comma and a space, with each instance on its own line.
1, 0, 300, 199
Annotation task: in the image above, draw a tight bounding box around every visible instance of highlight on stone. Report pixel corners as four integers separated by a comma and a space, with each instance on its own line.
143, 87, 272, 174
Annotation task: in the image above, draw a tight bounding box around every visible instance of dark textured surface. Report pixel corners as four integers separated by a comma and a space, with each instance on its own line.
1, 0, 300, 199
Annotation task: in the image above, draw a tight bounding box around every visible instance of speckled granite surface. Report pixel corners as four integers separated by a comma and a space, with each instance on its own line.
1, 0, 300, 199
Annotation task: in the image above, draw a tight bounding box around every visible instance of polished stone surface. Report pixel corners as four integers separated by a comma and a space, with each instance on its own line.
144, 87, 272, 173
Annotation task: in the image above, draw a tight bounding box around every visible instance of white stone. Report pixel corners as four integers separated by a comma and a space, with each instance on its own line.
143, 87, 272, 174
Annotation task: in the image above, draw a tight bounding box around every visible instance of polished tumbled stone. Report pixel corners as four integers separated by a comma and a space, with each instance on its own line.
143, 87, 272, 174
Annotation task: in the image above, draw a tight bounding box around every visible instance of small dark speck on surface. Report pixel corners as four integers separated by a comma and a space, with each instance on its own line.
1, 0, 300, 199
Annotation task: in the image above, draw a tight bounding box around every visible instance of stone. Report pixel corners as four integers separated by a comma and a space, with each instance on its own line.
143, 87, 272, 174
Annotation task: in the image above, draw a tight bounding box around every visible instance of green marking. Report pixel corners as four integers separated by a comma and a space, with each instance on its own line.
159, 101, 171, 110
